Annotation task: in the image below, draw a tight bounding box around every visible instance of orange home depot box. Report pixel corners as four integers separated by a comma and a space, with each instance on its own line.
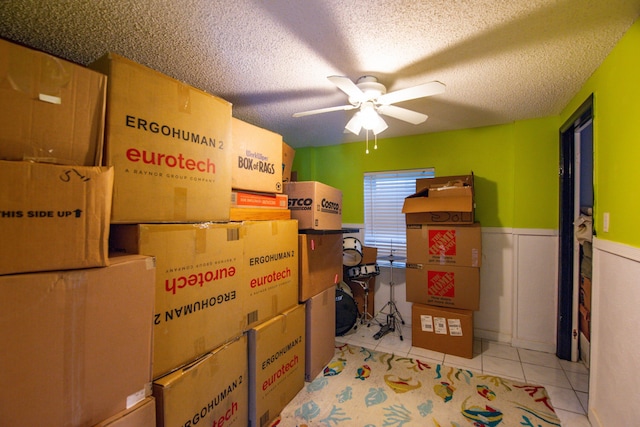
242, 220, 299, 329
406, 263, 480, 310
412, 303, 474, 359
94, 397, 156, 427
284, 181, 342, 230
110, 222, 245, 379
403, 173, 474, 225
0, 254, 155, 427
305, 287, 336, 381
0, 160, 113, 275
298, 232, 343, 301
248, 304, 305, 427
153, 335, 248, 427
0, 39, 106, 166
90, 53, 232, 223
406, 223, 482, 267
232, 117, 283, 193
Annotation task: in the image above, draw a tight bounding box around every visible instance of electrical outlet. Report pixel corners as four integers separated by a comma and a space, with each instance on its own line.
603, 212, 610, 232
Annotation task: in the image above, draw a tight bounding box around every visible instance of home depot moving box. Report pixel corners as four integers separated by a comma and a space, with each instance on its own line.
248, 304, 305, 427
0, 160, 113, 275
110, 222, 245, 379
406, 223, 482, 267
402, 173, 474, 224
153, 335, 248, 427
94, 397, 156, 427
90, 53, 232, 223
305, 287, 336, 381
412, 303, 474, 359
0, 39, 107, 166
284, 181, 342, 230
242, 220, 299, 329
406, 263, 480, 310
0, 254, 156, 427
231, 117, 283, 193
298, 232, 343, 301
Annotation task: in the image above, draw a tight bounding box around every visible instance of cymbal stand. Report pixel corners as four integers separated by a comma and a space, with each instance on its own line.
373, 259, 406, 341
351, 277, 377, 327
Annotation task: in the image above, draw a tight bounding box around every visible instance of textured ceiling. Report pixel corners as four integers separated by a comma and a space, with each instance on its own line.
1, 1, 639, 148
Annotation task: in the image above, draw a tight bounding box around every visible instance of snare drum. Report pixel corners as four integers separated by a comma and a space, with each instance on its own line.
335, 282, 358, 336
347, 263, 380, 280
343, 237, 363, 266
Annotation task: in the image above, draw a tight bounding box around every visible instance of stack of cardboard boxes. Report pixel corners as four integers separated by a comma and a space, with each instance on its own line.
402, 173, 482, 359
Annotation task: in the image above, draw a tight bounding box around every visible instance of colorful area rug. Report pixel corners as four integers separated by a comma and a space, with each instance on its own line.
274, 343, 562, 426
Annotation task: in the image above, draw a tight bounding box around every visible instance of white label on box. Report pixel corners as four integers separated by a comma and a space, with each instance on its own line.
434, 317, 448, 335
420, 315, 434, 332
448, 318, 463, 336
126, 387, 146, 409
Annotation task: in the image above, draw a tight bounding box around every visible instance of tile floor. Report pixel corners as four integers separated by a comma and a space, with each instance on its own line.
336, 322, 592, 427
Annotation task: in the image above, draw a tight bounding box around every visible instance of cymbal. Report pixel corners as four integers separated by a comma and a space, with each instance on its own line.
377, 255, 406, 261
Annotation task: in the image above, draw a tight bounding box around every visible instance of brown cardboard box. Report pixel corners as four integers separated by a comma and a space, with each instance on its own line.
284, 181, 343, 230
232, 118, 283, 193
90, 53, 232, 223
282, 141, 296, 183
242, 220, 299, 329
406, 263, 480, 310
94, 397, 156, 427
580, 275, 592, 310
248, 304, 305, 427
579, 303, 591, 341
153, 335, 248, 427
0, 254, 155, 427
305, 286, 336, 381
402, 173, 474, 225
110, 222, 245, 379
412, 303, 474, 358
0, 39, 107, 166
298, 233, 343, 301
406, 223, 482, 267
0, 160, 113, 275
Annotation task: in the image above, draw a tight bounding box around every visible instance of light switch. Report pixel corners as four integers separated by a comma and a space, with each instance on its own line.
603, 212, 610, 232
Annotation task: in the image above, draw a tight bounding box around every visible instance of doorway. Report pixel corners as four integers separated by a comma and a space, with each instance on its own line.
557, 95, 593, 362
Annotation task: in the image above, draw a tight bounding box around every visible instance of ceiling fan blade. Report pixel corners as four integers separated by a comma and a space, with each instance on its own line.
292, 104, 357, 117
377, 105, 428, 125
377, 81, 445, 105
327, 75, 365, 101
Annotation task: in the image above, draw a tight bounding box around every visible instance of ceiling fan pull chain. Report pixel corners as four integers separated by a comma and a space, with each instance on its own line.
374, 134, 378, 150
366, 131, 370, 154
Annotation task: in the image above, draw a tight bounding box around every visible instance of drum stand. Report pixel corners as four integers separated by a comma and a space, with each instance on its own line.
351, 278, 377, 327
373, 257, 406, 341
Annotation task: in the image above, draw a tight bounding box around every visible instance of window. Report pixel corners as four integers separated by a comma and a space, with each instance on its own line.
363, 168, 435, 266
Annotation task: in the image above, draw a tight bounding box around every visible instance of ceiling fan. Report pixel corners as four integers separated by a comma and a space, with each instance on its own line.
292, 75, 445, 136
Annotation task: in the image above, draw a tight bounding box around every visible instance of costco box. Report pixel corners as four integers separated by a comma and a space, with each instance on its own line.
402, 173, 474, 224
305, 287, 336, 381
0, 160, 113, 275
242, 220, 299, 329
282, 141, 295, 183
248, 304, 305, 427
232, 118, 283, 193
298, 232, 343, 301
94, 397, 156, 427
90, 53, 232, 223
110, 222, 245, 379
284, 181, 342, 230
406, 223, 482, 267
0, 254, 156, 427
412, 303, 474, 359
0, 39, 106, 166
153, 335, 248, 427
406, 263, 480, 310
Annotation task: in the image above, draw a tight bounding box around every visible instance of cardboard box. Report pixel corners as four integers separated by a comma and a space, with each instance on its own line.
242, 220, 299, 329
0, 39, 106, 166
110, 223, 245, 379
232, 118, 283, 193
402, 173, 474, 224
94, 397, 156, 427
305, 287, 336, 381
0, 254, 156, 427
406, 223, 482, 267
406, 263, 480, 310
282, 141, 295, 183
579, 303, 591, 341
248, 304, 305, 427
412, 303, 474, 359
90, 53, 232, 223
0, 160, 113, 275
580, 275, 592, 310
298, 233, 343, 301
284, 181, 342, 230
153, 335, 248, 427
232, 190, 288, 209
